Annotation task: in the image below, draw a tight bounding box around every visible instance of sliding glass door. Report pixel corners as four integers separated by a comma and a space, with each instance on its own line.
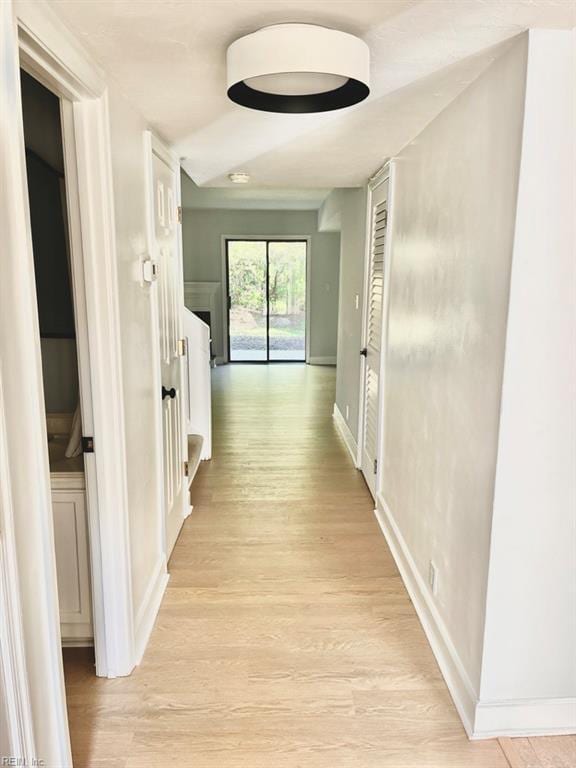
226, 239, 307, 362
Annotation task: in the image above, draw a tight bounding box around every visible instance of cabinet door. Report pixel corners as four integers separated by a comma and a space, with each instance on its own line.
52, 490, 92, 641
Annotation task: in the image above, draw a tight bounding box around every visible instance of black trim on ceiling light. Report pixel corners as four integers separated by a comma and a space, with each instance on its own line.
227, 78, 369, 114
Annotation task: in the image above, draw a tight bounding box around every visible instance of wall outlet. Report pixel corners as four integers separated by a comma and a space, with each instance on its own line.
345, 404, 350, 421
429, 561, 438, 596
354, 293, 360, 310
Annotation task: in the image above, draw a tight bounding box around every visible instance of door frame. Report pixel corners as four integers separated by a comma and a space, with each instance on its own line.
2, 2, 73, 763
13, 0, 135, 690
221, 234, 311, 364
0, 372, 36, 767
356, 161, 396, 497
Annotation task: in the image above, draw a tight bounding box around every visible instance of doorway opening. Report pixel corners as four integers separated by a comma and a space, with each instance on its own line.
225, 238, 308, 362
20, 69, 94, 649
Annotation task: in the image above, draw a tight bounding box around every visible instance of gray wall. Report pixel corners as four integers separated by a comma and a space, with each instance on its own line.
382, 37, 527, 693
181, 207, 340, 362
319, 189, 367, 441
323, 31, 574, 725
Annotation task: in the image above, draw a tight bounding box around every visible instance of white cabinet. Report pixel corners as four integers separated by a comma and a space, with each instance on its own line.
52, 483, 92, 644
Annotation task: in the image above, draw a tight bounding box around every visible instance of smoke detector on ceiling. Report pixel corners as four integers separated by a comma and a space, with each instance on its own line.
226, 23, 370, 114
228, 172, 251, 184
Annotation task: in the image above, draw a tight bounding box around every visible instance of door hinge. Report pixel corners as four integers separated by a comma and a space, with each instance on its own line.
373, 458, 378, 474
227, 295, 232, 311
177, 205, 182, 223
177, 337, 187, 357
82, 436, 95, 453
184, 461, 189, 477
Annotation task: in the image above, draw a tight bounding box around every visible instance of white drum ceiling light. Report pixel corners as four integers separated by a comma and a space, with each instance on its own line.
226, 24, 370, 113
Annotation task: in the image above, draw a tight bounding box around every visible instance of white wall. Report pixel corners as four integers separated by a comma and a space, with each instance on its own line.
182, 206, 340, 362
106, 85, 164, 628
381, 36, 528, 696
479, 29, 576, 707
320, 188, 367, 442
40, 338, 78, 413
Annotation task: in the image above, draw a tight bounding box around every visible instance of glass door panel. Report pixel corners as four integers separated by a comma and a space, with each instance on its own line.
227, 239, 307, 362
268, 241, 306, 361
227, 240, 267, 362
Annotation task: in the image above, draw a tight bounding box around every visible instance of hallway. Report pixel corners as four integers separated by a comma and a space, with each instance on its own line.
64, 365, 538, 767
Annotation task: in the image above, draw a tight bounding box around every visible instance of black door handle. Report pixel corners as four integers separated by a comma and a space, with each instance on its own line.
162, 386, 176, 400
360, 348, 368, 357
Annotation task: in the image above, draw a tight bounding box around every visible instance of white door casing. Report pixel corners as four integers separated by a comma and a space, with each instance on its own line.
359, 175, 390, 498
1, 1, 72, 762
0, 369, 36, 766
16, 0, 136, 686
147, 137, 188, 558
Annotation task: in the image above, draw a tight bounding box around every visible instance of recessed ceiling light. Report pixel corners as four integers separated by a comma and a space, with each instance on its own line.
228, 172, 251, 184
226, 24, 370, 114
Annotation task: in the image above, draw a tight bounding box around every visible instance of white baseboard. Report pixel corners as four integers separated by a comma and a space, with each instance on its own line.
134, 556, 169, 664
472, 697, 576, 739
332, 403, 359, 467
374, 493, 477, 737
308, 356, 336, 365
374, 493, 576, 739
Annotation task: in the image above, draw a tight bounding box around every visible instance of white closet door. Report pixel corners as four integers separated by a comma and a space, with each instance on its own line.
360, 178, 389, 497
151, 151, 187, 558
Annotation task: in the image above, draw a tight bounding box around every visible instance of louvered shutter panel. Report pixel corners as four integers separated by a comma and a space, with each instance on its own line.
368, 202, 386, 351
363, 200, 387, 471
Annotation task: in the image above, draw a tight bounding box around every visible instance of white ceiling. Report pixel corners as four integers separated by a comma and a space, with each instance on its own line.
51, 0, 575, 189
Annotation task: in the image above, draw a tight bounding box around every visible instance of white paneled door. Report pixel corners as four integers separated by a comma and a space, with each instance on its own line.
151, 150, 187, 557
360, 177, 389, 497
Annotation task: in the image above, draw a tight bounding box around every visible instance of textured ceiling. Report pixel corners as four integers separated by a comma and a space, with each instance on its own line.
50, 0, 575, 188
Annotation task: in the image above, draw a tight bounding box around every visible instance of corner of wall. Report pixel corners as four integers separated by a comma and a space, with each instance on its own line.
476, 28, 576, 731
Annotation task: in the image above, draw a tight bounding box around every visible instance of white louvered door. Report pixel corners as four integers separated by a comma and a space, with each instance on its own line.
152, 151, 186, 557
361, 178, 389, 497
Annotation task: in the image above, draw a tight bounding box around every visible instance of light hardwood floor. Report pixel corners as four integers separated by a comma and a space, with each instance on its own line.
63, 364, 575, 768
